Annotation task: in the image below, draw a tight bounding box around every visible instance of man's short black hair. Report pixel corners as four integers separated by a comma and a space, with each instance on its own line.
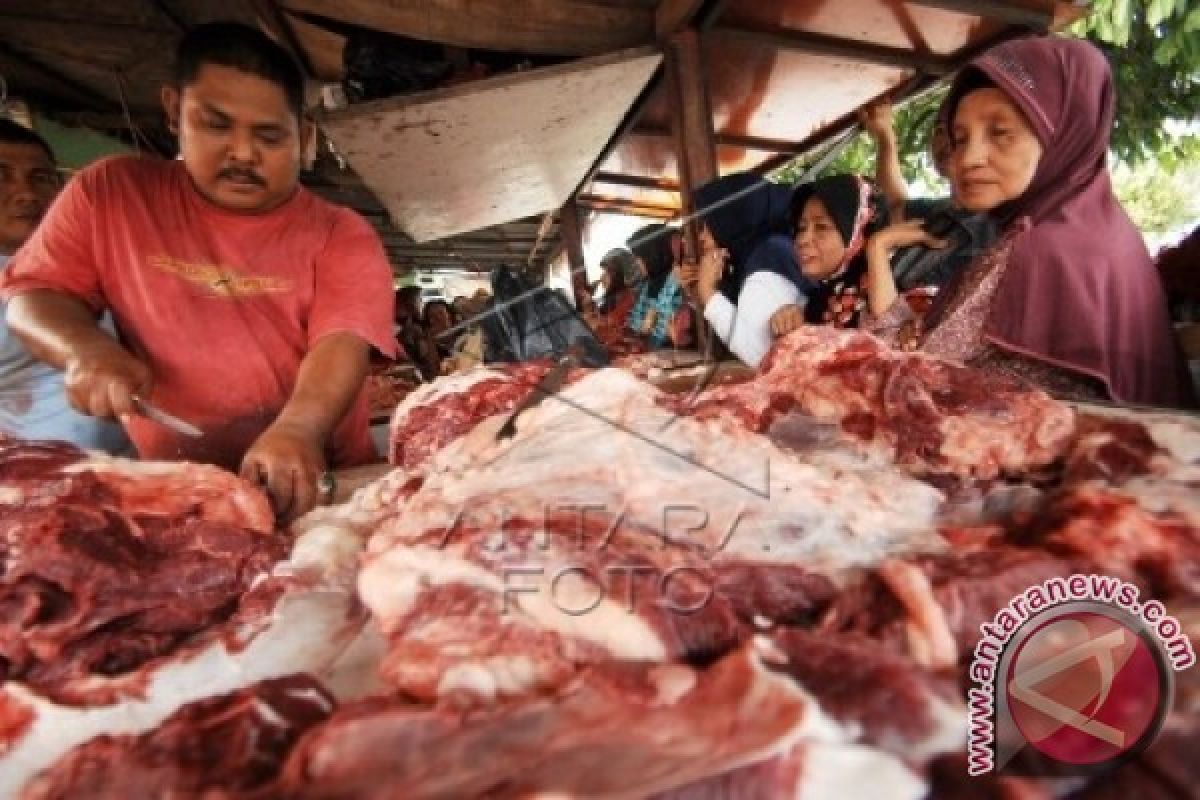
173, 22, 305, 117
0, 117, 55, 163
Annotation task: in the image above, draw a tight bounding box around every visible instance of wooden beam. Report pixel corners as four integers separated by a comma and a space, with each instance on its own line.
527, 212, 558, 267
577, 194, 678, 219
592, 171, 680, 191
148, 0, 189, 32
634, 123, 801, 154
655, 0, 705, 38
282, 0, 654, 56
717, 131, 808, 154
905, 0, 1053, 30
0, 42, 113, 111
392, 251, 543, 262
558, 199, 590, 308
386, 242, 534, 254
284, 12, 347, 82
249, 0, 315, 77
711, 24, 954, 75
664, 28, 717, 205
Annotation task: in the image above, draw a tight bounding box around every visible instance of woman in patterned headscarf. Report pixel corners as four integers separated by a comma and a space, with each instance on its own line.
864, 36, 1192, 408
767, 174, 897, 338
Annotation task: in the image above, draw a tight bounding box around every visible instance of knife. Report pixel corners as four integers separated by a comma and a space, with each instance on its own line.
132, 395, 203, 438
495, 353, 577, 441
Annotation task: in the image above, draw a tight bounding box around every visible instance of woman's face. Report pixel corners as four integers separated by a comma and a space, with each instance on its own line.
600, 266, 616, 291
697, 223, 719, 255
426, 304, 452, 335
951, 88, 1043, 213
793, 197, 847, 281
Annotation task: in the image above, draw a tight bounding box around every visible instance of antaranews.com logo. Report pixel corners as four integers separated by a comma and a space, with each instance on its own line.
967, 574, 1195, 776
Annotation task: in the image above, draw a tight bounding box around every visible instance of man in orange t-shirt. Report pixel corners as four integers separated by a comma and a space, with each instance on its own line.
1, 23, 395, 521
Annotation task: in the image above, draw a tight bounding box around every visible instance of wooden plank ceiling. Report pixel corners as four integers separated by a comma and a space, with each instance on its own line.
0, 0, 1079, 276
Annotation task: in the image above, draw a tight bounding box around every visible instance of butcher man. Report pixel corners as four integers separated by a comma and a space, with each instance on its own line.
1, 22, 396, 521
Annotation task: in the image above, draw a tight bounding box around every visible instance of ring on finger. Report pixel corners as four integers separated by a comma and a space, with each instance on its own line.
317, 471, 337, 502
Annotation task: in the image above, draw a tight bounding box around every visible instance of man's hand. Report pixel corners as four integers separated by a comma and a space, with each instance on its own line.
241, 420, 327, 523
8, 290, 151, 420
63, 339, 153, 420
769, 304, 805, 338
241, 331, 370, 523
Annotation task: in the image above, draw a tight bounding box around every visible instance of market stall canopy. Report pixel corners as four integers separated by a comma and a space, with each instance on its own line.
0, 0, 1084, 274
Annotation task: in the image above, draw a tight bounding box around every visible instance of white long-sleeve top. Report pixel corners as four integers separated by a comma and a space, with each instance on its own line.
703, 270, 805, 368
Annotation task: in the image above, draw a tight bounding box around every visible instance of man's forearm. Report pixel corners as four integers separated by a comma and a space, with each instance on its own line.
7, 290, 113, 369
275, 332, 371, 443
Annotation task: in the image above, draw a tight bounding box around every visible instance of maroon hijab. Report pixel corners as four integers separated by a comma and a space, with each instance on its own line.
939, 36, 1193, 408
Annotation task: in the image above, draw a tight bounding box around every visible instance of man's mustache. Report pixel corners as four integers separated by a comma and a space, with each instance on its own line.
218, 168, 266, 186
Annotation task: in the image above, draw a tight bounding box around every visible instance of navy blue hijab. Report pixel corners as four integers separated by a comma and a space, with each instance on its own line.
692, 172, 801, 300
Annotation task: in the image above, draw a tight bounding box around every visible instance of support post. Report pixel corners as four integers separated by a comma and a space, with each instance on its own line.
663, 27, 717, 352
558, 199, 591, 311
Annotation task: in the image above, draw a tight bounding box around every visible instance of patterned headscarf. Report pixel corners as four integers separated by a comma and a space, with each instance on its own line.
791, 175, 889, 328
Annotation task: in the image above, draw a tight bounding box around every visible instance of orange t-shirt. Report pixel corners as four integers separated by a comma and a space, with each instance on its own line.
1, 156, 396, 469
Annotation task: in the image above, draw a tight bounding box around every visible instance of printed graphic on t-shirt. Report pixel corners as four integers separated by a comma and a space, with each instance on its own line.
149, 255, 292, 298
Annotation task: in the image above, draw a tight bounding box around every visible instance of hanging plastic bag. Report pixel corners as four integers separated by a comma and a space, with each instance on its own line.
480, 267, 608, 367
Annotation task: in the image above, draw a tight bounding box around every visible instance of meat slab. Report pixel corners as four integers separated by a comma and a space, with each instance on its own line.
21, 675, 334, 799
0, 441, 280, 702
676, 327, 1076, 481
0, 441, 383, 797
361, 369, 944, 704
280, 642, 823, 800
388, 362, 556, 470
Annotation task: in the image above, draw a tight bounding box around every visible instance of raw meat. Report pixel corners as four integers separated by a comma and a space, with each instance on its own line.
1020, 486, 1200, 600
820, 545, 1075, 671
21, 675, 334, 800
0, 448, 383, 798
677, 327, 1076, 481
653, 742, 929, 800
280, 642, 818, 799
0, 506, 287, 702
0, 444, 280, 702
388, 362, 556, 470
361, 369, 944, 703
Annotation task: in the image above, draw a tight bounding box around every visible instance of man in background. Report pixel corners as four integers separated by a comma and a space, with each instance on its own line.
0, 118, 128, 451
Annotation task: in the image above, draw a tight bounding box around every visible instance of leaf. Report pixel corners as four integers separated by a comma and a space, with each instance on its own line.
1148, 0, 1174, 28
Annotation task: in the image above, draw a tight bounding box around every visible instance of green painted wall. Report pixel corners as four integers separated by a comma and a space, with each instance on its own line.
32, 115, 133, 172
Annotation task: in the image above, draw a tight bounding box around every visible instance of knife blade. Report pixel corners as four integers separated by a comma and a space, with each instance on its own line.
132, 396, 203, 438
495, 354, 577, 441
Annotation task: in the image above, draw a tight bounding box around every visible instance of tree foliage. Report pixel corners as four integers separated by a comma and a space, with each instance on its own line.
771, 0, 1200, 188
1072, 0, 1200, 169
1111, 161, 1200, 236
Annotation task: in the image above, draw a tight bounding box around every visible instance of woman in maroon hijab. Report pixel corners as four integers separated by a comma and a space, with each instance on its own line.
865, 36, 1193, 408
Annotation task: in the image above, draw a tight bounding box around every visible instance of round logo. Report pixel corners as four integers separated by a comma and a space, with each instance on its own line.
1004, 606, 1171, 768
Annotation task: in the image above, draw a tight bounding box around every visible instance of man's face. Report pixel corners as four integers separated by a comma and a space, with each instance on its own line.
0, 142, 59, 254
163, 64, 310, 214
